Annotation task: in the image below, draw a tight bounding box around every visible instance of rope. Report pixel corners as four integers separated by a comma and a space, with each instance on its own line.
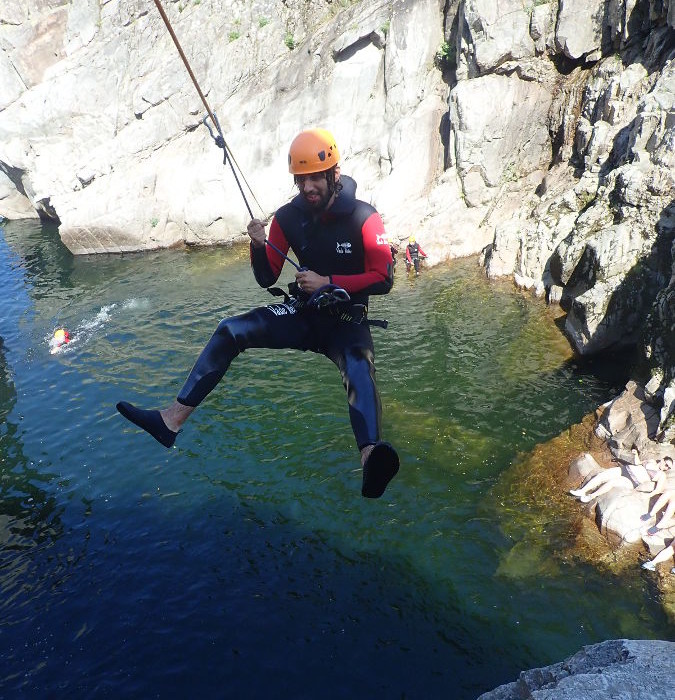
151, 0, 265, 219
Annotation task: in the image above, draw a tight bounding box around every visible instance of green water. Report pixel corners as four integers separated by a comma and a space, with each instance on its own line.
0, 220, 671, 699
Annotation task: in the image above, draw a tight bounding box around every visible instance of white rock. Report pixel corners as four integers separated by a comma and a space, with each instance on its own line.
555, 0, 605, 60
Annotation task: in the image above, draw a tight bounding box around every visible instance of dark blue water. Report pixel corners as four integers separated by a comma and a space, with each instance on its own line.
0, 221, 670, 699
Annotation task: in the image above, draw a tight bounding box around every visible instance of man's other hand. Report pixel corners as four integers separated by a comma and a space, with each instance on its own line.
247, 219, 267, 248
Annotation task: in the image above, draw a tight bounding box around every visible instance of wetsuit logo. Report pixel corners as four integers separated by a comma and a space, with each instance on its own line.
267, 303, 297, 316
336, 241, 352, 254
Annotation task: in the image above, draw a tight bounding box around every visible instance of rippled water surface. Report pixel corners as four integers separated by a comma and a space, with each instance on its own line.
1, 221, 671, 698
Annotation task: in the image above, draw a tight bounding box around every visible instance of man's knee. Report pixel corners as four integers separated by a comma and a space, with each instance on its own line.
342, 347, 376, 388
215, 311, 264, 352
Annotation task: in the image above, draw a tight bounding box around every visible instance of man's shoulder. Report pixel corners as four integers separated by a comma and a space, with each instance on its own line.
333, 194, 377, 219
340, 175, 357, 198
352, 198, 379, 225
354, 198, 377, 215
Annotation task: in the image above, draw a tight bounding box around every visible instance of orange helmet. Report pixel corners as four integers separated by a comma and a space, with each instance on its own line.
288, 128, 340, 174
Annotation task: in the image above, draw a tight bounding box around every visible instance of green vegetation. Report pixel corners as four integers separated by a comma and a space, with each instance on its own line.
228, 18, 241, 42
284, 33, 296, 50
259, 17, 270, 28
577, 190, 597, 211
329, 0, 359, 17
150, 217, 159, 228
524, 0, 550, 15
434, 40, 456, 71
501, 162, 518, 184
380, 20, 390, 37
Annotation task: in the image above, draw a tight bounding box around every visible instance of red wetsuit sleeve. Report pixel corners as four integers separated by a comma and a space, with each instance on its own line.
265, 217, 291, 275
249, 216, 291, 288
331, 212, 393, 295
419, 246, 427, 257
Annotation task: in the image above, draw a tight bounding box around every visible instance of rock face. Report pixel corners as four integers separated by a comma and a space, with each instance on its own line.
2, 0, 674, 498
2, 2, 666, 258
1, 1, 672, 273
478, 639, 675, 700
0, 0, 460, 255
3, 4, 675, 688
2, 1, 675, 491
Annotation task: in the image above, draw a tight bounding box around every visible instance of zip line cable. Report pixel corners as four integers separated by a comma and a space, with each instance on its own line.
151, 0, 265, 220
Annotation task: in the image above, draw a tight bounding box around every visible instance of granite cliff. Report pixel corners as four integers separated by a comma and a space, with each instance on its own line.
1, 1, 674, 695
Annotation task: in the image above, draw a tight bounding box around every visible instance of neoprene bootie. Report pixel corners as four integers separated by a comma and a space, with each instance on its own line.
116, 401, 178, 448
362, 442, 399, 498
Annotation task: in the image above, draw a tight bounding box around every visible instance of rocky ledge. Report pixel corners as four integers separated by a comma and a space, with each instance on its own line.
567, 381, 675, 572
556, 379, 675, 626
479, 639, 674, 700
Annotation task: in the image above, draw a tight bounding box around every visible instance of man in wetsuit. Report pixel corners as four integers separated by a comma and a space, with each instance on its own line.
117, 128, 399, 499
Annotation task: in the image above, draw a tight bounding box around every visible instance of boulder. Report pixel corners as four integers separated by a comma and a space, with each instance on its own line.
555, 0, 606, 60
478, 639, 675, 700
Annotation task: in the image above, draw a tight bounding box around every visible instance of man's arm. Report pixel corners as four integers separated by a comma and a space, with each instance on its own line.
248, 217, 290, 288
331, 211, 393, 295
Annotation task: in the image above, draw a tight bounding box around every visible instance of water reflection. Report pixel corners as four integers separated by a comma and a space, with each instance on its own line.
0, 333, 65, 618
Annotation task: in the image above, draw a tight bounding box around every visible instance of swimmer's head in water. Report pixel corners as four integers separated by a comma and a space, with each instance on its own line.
50, 328, 70, 351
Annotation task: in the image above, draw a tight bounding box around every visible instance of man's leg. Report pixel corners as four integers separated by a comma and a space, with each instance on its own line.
117, 305, 309, 447
338, 346, 382, 448
324, 322, 399, 498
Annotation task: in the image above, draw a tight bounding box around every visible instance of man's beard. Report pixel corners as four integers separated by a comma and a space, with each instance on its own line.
303, 188, 332, 210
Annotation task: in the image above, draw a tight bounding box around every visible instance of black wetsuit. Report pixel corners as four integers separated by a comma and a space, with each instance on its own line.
176, 187, 394, 449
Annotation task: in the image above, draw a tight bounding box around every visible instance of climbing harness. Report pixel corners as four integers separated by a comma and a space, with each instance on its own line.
306, 284, 351, 309
266, 284, 388, 328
